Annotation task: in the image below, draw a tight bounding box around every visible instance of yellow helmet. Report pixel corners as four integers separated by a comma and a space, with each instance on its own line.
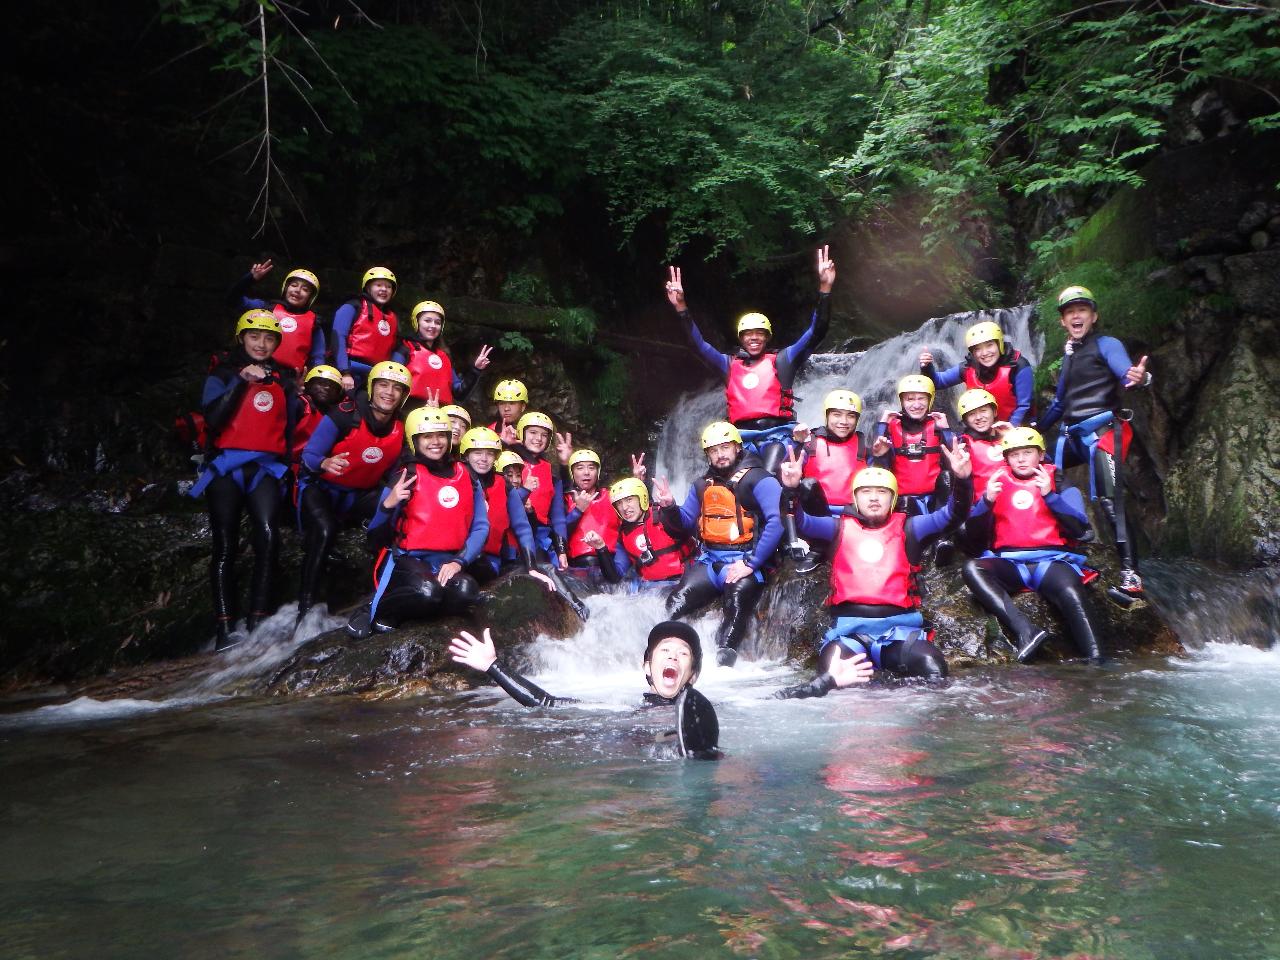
517, 411, 554, 437
852, 466, 899, 510
1001, 426, 1045, 454
964, 320, 1004, 353
304, 364, 343, 387
281, 268, 319, 306
736, 312, 772, 336
442, 404, 472, 426
235, 309, 282, 339
609, 477, 650, 513
823, 389, 863, 415
493, 379, 529, 403
459, 426, 502, 454
412, 300, 446, 322
1057, 285, 1096, 312
496, 451, 525, 473
368, 361, 412, 392
701, 421, 742, 449
362, 266, 397, 290
569, 449, 601, 468
404, 406, 452, 445
956, 388, 999, 418
896, 374, 936, 409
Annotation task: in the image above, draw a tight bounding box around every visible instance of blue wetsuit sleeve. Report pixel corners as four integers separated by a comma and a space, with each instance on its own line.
611, 540, 633, 578
391, 343, 408, 365
1046, 487, 1091, 540
679, 311, 730, 378
506, 486, 537, 552
1099, 336, 1136, 382
201, 370, 240, 407
309, 323, 326, 368
201, 370, 246, 434
549, 475, 568, 542
795, 508, 838, 543
775, 294, 831, 385
906, 481, 971, 556
1039, 384, 1064, 431
870, 420, 893, 470
301, 416, 341, 472
459, 483, 489, 564
228, 272, 267, 311
368, 488, 395, 532
1011, 362, 1035, 425
332, 302, 358, 372
674, 484, 702, 533
930, 363, 963, 389
747, 475, 784, 568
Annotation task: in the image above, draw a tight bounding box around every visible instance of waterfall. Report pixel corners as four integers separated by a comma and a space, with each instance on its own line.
1144, 560, 1280, 651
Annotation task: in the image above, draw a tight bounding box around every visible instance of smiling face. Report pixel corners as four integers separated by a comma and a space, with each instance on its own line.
826, 408, 859, 439
369, 378, 407, 414
523, 425, 551, 454
305, 379, 341, 408
465, 449, 496, 474
571, 462, 599, 492
963, 403, 997, 434
241, 329, 280, 361
614, 495, 643, 523
1059, 303, 1097, 340
738, 329, 769, 357
502, 465, 524, 485
705, 440, 740, 470
496, 400, 525, 425
415, 430, 450, 460
1005, 446, 1042, 478
365, 279, 395, 305
854, 485, 894, 522
448, 417, 468, 444
969, 339, 1001, 368
283, 279, 314, 310
416, 311, 444, 341
900, 392, 931, 420
645, 637, 697, 698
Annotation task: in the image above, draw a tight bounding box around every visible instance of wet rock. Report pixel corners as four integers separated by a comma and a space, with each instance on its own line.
261, 573, 582, 698
1223, 250, 1280, 316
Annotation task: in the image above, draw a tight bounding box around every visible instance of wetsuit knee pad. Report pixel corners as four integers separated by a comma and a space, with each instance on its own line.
760, 442, 786, 475
884, 634, 948, 680
445, 572, 480, 606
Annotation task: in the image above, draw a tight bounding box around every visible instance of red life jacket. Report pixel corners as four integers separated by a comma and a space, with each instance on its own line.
885, 414, 943, 496
521, 456, 554, 524
397, 462, 474, 552
725, 353, 793, 423
481, 474, 512, 556
345, 297, 398, 366
963, 351, 1022, 423
403, 339, 455, 403
620, 511, 692, 581
291, 396, 326, 463
961, 433, 1006, 504
321, 405, 404, 490
991, 465, 1067, 551
829, 513, 918, 609
802, 433, 865, 506
271, 303, 317, 375
565, 489, 622, 559
213, 379, 288, 455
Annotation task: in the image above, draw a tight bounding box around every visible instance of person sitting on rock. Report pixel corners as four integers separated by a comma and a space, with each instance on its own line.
458, 427, 549, 589
1037, 285, 1151, 601
557, 443, 622, 589
512, 411, 569, 570
960, 427, 1103, 664
442, 404, 472, 449
778, 443, 973, 689
664, 246, 834, 475
228, 259, 324, 380
392, 299, 491, 410
290, 365, 344, 481
870, 375, 956, 516
609, 476, 694, 591
953, 388, 1012, 557
190, 310, 300, 650
655, 421, 784, 667
782, 389, 867, 571
346, 407, 489, 637
296, 361, 412, 623
919, 319, 1035, 425
488, 379, 528, 448
332, 267, 400, 392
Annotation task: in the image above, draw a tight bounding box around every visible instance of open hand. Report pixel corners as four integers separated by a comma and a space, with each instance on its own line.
870, 435, 891, 458
449, 628, 497, 672
555, 431, 573, 465
830, 651, 874, 688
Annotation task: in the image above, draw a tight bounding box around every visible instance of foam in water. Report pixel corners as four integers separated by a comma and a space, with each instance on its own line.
194, 602, 344, 693
0, 694, 212, 728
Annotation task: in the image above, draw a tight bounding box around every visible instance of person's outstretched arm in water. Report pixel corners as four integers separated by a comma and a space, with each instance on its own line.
449, 629, 570, 707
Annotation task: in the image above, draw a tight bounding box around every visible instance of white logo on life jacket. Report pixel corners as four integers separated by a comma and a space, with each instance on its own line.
279, 316, 298, 334
987, 445, 1004, 461
438, 485, 460, 509
253, 390, 275, 412
427, 354, 443, 370
741, 373, 760, 390
1011, 489, 1035, 510
361, 446, 384, 465
377, 319, 391, 336
635, 534, 649, 551
856, 538, 885, 563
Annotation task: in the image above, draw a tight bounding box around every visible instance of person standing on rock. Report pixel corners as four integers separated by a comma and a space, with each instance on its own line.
228, 260, 325, 380
665, 246, 834, 475
392, 299, 493, 411
919, 319, 1036, 425
1037, 285, 1151, 600
296, 361, 413, 622
347, 407, 489, 637
190, 310, 300, 651
655, 422, 784, 667
332, 267, 400, 392
960, 427, 1103, 664
778, 445, 973, 688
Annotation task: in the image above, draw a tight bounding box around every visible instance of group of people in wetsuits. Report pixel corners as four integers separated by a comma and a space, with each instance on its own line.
192, 249, 1153, 715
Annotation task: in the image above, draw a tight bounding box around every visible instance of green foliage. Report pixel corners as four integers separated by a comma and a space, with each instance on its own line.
498, 332, 535, 354
548, 307, 598, 347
